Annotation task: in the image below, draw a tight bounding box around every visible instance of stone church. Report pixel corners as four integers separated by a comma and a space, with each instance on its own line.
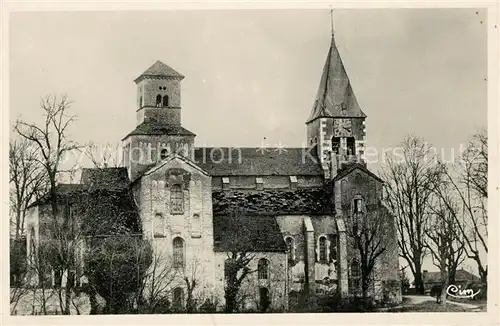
26, 35, 401, 311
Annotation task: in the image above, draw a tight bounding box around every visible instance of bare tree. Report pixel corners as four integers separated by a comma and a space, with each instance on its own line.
85, 141, 122, 168
9, 139, 48, 239
222, 209, 257, 313
433, 130, 488, 283
424, 189, 466, 306
15, 94, 82, 314
347, 204, 392, 304
381, 136, 442, 294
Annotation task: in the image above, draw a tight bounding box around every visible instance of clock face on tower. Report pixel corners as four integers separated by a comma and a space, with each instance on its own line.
333, 118, 353, 137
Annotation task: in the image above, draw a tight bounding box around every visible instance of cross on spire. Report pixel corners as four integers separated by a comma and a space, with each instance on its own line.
330, 8, 335, 36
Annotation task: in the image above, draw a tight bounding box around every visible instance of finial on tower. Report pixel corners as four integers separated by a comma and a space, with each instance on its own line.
329, 8, 335, 36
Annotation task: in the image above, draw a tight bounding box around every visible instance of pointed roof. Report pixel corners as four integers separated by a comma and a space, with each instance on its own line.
306, 35, 366, 123
134, 60, 184, 83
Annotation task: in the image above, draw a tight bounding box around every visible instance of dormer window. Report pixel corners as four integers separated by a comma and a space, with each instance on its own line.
222, 177, 230, 190
255, 177, 264, 190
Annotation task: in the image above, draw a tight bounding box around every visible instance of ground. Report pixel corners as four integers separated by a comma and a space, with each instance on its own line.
385, 295, 486, 312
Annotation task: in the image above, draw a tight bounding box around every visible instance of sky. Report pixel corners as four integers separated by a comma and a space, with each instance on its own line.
10, 9, 487, 153
9, 9, 488, 273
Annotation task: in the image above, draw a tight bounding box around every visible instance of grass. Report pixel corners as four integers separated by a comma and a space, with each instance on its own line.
387, 301, 470, 312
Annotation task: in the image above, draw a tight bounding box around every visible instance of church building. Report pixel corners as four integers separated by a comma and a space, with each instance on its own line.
26, 34, 401, 312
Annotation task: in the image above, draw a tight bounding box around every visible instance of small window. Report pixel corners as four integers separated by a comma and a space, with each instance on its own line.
173, 237, 185, 268
154, 213, 164, 238
139, 95, 143, 108
256, 177, 264, 184
258, 258, 269, 280
156, 94, 162, 107
289, 176, 297, 183
222, 177, 230, 184
163, 95, 169, 107
160, 148, 168, 160
347, 137, 356, 156
170, 184, 184, 215
349, 260, 361, 294
354, 198, 363, 213
319, 236, 327, 263
191, 214, 201, 238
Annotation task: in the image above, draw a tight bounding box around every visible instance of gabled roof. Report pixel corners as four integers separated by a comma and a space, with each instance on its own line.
193, 147, 323, 176
213, 215, 286, 252
134, 60, 184, 83
122, 121, 196, 140
332, 162, 384, 183
80, 167, 130, 191
142, 153, 210, 178
306, 35, 366, 123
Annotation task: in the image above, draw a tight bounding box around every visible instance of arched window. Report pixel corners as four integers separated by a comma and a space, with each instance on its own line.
139, 95, 143, 108
173, 237, 184, 268
319, 236, 327, 263
173, 287, 184, 309
154, 213, 164, 238
170, 184, 183, 214
259, 287, 270, 312
258, 258, 269, 280
285, 236, 295, 262
156, 94, 162, 107
162, 95, 169, 107
349, 260, 361, 295
191, 214, 201, 238
160, 148, 168, 160
354, 198, 364, 214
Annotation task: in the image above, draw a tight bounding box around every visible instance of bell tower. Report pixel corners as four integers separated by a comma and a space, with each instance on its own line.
306, 35, 367, 179
135, 60, 184, 126
123, 60, 196, 181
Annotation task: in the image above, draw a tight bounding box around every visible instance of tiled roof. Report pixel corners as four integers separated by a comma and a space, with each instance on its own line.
123, 121, 196, 140
193, 147, 323, 176
424, 269, 481, 283
306, 35, 366, 123
80, 167, 130, 191
333, 162, 384, 183
134, 60, 184, 82
212, 187, 333, 216
213, 214, 286, 252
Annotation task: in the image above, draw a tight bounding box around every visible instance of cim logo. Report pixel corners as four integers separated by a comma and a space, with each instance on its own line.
446, 284, 481, 299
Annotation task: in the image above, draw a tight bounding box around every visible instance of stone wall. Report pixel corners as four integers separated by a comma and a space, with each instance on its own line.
213, 252, 288, 312
137, 156, 216, 303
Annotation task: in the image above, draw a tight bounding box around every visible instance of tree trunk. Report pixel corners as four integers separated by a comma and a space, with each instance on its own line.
439, 265, 448, 306
414, 267, 425, 295
361, 276, 370, 308
225, 287, 237, 313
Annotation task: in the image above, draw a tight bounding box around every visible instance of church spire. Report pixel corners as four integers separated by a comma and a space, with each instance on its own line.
306, 34, 366, 124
